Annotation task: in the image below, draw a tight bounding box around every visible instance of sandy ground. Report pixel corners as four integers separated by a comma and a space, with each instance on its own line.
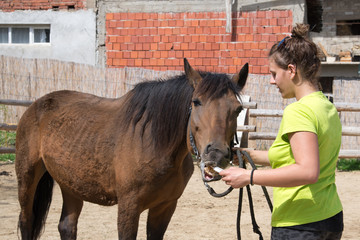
1, 162, 359, 240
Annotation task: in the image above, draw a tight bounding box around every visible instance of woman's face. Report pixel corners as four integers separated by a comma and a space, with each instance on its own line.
269, 57, 295, 99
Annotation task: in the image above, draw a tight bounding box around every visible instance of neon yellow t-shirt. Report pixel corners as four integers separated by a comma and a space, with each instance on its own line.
268, 91, 343, 227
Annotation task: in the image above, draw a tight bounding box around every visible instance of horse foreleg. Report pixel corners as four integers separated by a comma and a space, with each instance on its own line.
146, 200, 178, 240
58, 188, 83, 240
117, 200, 141, 240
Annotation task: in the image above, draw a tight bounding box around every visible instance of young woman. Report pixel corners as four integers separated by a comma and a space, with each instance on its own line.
220, 24, 343, 239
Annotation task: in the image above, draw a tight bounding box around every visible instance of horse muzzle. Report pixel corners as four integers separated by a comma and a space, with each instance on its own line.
200, 148, 231, 182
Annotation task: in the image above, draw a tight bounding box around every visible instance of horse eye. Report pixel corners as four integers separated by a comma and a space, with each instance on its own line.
192, 99, 202, 107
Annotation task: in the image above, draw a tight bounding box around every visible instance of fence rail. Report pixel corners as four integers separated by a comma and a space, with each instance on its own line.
1, 99, 360, 157
0, 99, 33, 107
237, 102, 360, 159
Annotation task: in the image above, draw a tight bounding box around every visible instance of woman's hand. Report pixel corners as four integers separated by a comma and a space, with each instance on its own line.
219, 167, 251, 188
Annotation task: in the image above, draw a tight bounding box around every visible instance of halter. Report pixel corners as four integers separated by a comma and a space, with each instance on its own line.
188, 106, 273, 240
188, 106, 235, 197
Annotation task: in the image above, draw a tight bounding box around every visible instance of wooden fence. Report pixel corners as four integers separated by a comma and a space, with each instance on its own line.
237, 101, 360, 159
1, 98, 359, 159
0, 55, 359, 157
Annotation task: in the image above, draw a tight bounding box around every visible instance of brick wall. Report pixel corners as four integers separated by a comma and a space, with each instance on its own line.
106, 10, 293, 74
0, 0, 86, 11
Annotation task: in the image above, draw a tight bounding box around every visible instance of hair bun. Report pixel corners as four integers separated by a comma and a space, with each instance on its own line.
291, 23, 309, 39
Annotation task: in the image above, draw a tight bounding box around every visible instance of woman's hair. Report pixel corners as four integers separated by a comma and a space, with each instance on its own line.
269, 23, 321, 85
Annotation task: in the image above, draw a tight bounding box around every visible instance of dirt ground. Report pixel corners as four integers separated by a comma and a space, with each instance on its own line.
1, 162, 359, 240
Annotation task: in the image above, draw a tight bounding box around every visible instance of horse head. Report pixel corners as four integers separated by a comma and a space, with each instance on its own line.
184, 58, 248, 182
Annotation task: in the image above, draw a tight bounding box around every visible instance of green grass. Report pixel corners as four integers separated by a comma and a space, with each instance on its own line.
0, 130, 16, 162
0, 131, 16, 146
337, 158, 360, 171
0, 153, 15, 162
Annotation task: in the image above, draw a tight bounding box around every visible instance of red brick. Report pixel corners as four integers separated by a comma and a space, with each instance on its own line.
169, 20, 177, 27
160, 51, 168, 58
227, 43, 236, 50
221, 51, 230, 58
106, 13, 114, 20
260, 66, 269, 74
130, 51, 138, 59
214, 20, 223, 27
168, 51, 176, 58
172, 28, 180, 35
119, 12, 128, 19
109, 21, 117, 28
175, 51, 184, 58
211, 43, 220, 50
176, 20, 184, 27
191, 35, 199, 43
184, 35, 192, 43
183, 51, 192, 59
174, 36, 182, 42
273, 26, 281, 34
106, 58, 113, 66
127, 44, 135, 51
244, 50, 252, 57
206, 51, 214, 58
128, 59, 136, 66
115, 52, 123, 59
257, 11, 266, 18
156, 59, 165, 66
228, 66, 237, 74
245, 34, 253, 41
257, 58, 268, 66
107, 51, 116, 59
210, 58, 218, 66
113, 43, 121, 51
204, 43, 212, 50
119, 59, 128, 66
143, 13, 151, 20
143, 59, 151, 66
134, 59, 142, 67
145, 51, 153, 59
189, 42, 197, 50
123, 52, 131, 59
219, 43, 228, 50
252, 66, 261, 74
198, 35, 206, 42
229, 51, 237, 58
198, 51, 207, 58
160, 35, 168, 42
139, 20, 147, 28
143, 43, 151, 51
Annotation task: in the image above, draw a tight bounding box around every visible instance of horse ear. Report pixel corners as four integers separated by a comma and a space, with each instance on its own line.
232, 63, 248, 91
184, 58, 202, 88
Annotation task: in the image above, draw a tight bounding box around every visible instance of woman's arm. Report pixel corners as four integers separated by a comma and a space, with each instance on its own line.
221, 131, 320, 188
245, 150, 271, 166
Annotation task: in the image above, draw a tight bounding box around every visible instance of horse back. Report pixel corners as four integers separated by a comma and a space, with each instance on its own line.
17, 90, 125, 205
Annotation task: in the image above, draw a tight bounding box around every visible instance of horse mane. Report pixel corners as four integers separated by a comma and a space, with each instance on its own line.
121, 72, 240, 154
195, 72, 241, 101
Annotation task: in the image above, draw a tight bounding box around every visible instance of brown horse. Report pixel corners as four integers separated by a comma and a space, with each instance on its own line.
15, 59, 248, 240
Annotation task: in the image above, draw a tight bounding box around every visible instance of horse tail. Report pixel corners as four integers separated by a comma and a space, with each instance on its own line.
31, 171, 54, 239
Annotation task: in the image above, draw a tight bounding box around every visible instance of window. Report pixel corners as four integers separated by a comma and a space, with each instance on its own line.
0, 25, 50, 44
0, 28, 9, 43
12, 28, 30, 44
34, 29, 50, 43
336, 20, 360, 36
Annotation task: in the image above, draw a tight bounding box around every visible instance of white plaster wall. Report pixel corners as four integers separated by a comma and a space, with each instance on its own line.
0, 10, 96, 65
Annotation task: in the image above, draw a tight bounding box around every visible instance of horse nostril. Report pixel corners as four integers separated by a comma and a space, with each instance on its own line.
205, 144, 212, 154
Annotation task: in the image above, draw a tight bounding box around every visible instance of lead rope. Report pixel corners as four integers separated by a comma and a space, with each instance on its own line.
189, 106, 272, 238
235, 150, 273, 240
